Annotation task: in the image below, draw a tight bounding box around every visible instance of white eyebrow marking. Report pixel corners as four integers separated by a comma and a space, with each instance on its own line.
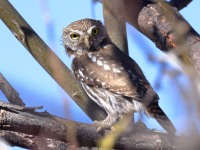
97, 60, 103, 66
69, 30, 84, 35
103, 64, 111, 70
87, 25, 97, 34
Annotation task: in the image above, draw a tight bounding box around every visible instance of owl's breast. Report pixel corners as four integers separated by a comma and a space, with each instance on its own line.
72, 53, 115, 85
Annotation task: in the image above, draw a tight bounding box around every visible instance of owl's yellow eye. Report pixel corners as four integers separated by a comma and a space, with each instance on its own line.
91, 28, 99, 35
70, 33, 80, 40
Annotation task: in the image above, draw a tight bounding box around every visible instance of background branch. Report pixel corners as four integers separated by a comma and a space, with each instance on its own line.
0, 72, 25, 106
137, 2, 200, 71
97, 0, 200, 73
102, 0, 128, 54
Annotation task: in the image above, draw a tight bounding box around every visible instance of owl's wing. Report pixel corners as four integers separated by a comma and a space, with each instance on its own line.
72, 45, 156, 101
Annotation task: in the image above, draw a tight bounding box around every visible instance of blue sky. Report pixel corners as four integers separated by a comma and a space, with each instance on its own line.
0, 1, 200, 149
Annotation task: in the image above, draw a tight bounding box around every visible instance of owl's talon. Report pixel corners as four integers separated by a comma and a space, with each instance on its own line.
94, 113, 119, 132
94, 120, 106, 132
93, 120, 104, 132
96, 125, 115, 133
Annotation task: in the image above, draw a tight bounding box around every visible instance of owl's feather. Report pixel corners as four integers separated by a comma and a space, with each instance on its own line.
72, 43, 150, 100
72, 43, 176, 133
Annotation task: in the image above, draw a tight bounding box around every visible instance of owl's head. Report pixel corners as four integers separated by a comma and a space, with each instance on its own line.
62, 18, 110, 56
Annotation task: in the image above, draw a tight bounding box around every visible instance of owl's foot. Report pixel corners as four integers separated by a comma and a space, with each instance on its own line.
94, 113, 119, 132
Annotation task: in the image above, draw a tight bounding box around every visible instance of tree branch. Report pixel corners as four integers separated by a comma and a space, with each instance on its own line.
0, 0, 106, 121
97, 0, 200, 73
168, 0, 193, 10
102, 0, 128, 54
0, 73, 25, 106
137, 2, 200, 73
0, 100, 194, 150
0, 130, 99, 150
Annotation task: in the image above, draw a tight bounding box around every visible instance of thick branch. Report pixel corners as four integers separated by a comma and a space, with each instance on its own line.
0, 0, 106, 120
0, 130, 34, 148
102, 0, 128, 54
99, 0, 200, 73
0, 72, 25, 106
0, 130, 97, 150
0, 100, 195, 150
137, 3, 200, 72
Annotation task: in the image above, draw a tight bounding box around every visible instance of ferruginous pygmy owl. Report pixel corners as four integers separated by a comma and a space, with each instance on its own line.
62, 18, 176, 133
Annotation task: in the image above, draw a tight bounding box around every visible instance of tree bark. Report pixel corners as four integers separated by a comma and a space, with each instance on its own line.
102, 0, 128, 54
169, 0, 193, 10
110, 0, 200, 73
137, 3, 200, 72
0, 73, 25, 106
0, 100, 196, 150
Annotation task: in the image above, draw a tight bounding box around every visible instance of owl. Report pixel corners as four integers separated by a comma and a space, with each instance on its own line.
62, 18, 176, 133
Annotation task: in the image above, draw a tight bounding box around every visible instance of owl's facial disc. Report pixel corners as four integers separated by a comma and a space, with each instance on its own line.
69, 26, 101, 52
73, 26, 101, 52
68, 30, 90, 51
70, 33, 93, 52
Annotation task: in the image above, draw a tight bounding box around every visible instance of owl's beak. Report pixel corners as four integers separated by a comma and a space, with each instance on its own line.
84, 35, 92, 50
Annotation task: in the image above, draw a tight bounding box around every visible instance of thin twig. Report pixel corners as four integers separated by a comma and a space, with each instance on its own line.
0, 73, 25, 106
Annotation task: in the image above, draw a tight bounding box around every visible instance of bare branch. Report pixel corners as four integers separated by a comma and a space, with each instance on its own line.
0, 0, 107, 121
0, 73, 25, 106
96, 0, 200, 73
102, 0, 128, 54
0, 130, 98, 150
137, 2, 200, 73
0, 130, 35, 149
0, 100, 195, 150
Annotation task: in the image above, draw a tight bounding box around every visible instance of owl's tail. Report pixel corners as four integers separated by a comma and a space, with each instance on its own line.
145, 101, 176, 134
